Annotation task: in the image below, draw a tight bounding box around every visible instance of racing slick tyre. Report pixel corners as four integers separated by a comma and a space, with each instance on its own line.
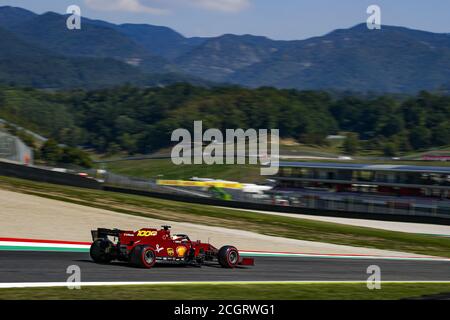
90, 239, 114, 264
218, 246, 239, 268
130, 245, 157, 269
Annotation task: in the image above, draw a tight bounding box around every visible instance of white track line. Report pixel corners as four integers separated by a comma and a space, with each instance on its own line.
2, 281, 450, 289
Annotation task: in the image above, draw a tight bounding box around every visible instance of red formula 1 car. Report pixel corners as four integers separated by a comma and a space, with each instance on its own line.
90, 226, 254, 269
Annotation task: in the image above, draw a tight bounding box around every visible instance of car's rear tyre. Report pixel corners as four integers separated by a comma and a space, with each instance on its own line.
218, 246, 239, 268
90, 239, 113, 264
130, 245, 157, 269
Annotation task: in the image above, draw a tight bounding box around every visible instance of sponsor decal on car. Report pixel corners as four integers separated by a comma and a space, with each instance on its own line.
167, 248, 175, 256
137, 230, 158, 237
176, 246, 187, 257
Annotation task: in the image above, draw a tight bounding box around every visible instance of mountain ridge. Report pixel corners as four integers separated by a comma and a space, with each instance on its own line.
1, 6, 450, 93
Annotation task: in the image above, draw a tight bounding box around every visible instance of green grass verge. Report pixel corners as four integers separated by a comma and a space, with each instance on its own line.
103, 159, 264, 183
1, 175, 450, 258
1, 283, 450, 300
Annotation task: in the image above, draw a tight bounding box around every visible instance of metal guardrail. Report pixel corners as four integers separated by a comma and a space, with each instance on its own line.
267, 195, 450, 220
1, 159, 449, 225
78, 164, 450, 221
0, 160, 101, 189
101, 171, 450, 221
103, 185, 450, 226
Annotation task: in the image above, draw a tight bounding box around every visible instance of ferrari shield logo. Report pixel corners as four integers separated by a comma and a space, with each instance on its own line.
167, 248, 175, 256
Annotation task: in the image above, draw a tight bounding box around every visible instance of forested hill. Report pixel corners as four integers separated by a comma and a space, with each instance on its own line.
0, 84, 448, 156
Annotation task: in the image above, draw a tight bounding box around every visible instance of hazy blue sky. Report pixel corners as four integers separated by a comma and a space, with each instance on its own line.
1, 0, 449, 40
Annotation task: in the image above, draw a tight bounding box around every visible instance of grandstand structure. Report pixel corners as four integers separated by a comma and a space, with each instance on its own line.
276, 162, 450, 200
0, 131, 33, 165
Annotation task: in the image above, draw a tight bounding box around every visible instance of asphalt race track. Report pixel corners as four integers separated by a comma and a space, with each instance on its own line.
0, 251, 449, 283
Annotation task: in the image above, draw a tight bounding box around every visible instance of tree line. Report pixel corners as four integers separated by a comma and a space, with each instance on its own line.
0, 84, 448, 158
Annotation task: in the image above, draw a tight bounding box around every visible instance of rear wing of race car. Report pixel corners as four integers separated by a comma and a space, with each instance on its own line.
91, 228, 122, 241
